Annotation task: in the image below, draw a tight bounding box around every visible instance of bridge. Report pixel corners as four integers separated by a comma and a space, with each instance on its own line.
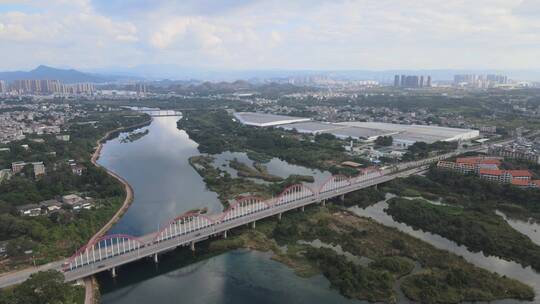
59, 148, 475, 282
141, 109, 182, 117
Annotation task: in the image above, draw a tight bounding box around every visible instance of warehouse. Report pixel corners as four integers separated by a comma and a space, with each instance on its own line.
339, 121, 479, 144
234, 112, 478, 145
233, 112, 311, 127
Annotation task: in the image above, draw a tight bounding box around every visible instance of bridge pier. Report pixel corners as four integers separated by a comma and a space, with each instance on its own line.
300, 206, 305, 212
223, 230, 228, 239
277, 213, 282, 221
111, 267, 117, 278
373, 184, 378, 190
339, 194, 345, 202
251, 221, 256, 229
321, 200, 326, 207
154, 253, 158, 263
190, 241, 196, 252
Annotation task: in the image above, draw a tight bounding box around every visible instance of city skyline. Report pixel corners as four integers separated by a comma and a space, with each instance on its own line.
0, 0, 540, 71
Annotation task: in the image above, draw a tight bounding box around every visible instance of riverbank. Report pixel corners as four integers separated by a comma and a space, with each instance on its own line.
84, 118, 152, 303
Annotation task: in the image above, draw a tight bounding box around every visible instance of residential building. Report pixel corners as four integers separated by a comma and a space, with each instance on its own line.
11, 161, 26, 173
56, 134, 70, 141
17, 204, 42, 217
479, 126, 497, 134
32, 162, 46, 178
478, 169, 532, 184
39, 200, 62, 213
489, 144, 540, 164
71, 164, 86, 176
62, 194, 84, 205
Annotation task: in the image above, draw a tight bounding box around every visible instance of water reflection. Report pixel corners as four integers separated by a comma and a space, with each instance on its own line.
496, 210, 540, 246
212, 151, 332, 186
100, 249, 362, 304
98, 116, 222, 236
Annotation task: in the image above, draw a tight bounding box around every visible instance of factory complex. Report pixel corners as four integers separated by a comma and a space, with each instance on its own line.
234, 112, 479, 147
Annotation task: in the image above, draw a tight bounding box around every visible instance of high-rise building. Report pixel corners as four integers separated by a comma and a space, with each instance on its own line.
394, 75, 431, 88
454, 74, 508, 88
0, 80, 5, 93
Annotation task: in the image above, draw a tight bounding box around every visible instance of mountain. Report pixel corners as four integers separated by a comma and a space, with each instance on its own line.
0, 65, 136, 83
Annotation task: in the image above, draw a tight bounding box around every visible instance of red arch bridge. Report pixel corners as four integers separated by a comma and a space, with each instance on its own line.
61, 149, 469, 281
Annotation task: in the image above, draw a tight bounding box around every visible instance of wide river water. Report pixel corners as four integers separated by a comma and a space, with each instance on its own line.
96, 115, 360, 304
96, 115, 540, 303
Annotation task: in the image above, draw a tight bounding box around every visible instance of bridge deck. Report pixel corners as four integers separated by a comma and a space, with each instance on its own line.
9, 146, 485, 283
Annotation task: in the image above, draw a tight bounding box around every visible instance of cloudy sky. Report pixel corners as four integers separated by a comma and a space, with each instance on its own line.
0, 0, 539, 71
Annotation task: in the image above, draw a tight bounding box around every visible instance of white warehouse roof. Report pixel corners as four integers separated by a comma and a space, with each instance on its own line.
234, 112, 311, 127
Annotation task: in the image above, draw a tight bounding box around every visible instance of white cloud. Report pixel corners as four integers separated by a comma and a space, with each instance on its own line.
0, 0, 539, 70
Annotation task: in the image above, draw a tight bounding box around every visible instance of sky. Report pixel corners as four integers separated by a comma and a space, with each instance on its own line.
0, 0, 539, 71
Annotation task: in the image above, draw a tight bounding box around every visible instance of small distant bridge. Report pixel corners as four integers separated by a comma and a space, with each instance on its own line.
143, 110, 182, 117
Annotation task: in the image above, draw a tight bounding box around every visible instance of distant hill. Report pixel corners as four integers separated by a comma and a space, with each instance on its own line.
0, 65, 134, 83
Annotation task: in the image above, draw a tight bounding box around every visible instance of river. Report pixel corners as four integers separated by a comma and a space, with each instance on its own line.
97, 115, 359, 304
97, 114, 540, 303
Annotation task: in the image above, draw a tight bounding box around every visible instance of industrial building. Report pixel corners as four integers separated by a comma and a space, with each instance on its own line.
234, 112, 479, 146
233, 112, 311, 127
339, 122, 479, 146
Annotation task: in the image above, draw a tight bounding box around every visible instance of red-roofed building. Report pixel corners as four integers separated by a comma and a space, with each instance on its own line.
479, 169, 532, 184
437, 156, 501, 175
511, 179, 530, 187
456, 156, 502, 166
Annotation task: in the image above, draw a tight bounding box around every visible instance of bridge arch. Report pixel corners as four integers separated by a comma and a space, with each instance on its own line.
64, 234, 144, 272
274, 183, 316, 206
318, 174, 351, 194
153, 211, 215, 243
218, 196, 271, 222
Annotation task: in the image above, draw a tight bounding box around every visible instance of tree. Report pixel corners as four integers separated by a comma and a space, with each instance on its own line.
375, 136, 393, 147
0, 270, 83, 304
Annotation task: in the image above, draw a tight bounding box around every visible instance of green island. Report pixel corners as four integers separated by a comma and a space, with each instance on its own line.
189, 155, 315, 206
200, 204, 534, 303
120, 129, 149, 143
229, 158, 283, 182
386, 196, 540, 273
0, 107, 150, 271
383, 168, 540, 272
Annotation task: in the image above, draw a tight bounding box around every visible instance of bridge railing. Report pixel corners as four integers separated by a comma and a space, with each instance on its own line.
64, 234, 144, 271
64, 154, 448, 272
153, 212, 215, 243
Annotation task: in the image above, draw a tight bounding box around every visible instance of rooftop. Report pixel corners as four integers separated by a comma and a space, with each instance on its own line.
234, 112, 310, 127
